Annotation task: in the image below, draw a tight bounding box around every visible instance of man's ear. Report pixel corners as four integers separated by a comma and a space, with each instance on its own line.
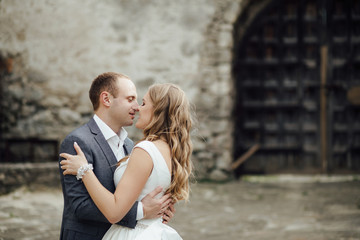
100, 91, 111, 107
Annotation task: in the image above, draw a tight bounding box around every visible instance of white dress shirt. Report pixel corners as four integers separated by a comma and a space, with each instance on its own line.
93, 114, 144, 220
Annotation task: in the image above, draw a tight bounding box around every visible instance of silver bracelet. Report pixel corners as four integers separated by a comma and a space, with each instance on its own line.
76, 164, 93, 180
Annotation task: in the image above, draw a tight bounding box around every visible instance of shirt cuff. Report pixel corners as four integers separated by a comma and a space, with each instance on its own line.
136, 202, 144, 220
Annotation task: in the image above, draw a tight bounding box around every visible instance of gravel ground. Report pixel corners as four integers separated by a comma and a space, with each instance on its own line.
0, 175, 359, 240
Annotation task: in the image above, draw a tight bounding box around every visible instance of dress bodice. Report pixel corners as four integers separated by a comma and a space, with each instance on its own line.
113, 140, 171, 201
103, 141, 182, 240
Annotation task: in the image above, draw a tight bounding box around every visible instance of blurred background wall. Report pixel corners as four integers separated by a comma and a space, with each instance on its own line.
1, 0, 359, 193
0, 0, 243, 185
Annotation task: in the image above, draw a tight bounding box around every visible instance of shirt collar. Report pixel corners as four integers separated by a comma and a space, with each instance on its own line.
119, 127, 128, 143
93, 114, 128, 142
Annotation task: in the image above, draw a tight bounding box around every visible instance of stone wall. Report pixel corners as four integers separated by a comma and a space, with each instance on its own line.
0, 0, 251, 181
0, 163, 60, 195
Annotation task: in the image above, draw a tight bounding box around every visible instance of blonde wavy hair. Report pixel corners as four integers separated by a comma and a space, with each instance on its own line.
142, 83, 193, 202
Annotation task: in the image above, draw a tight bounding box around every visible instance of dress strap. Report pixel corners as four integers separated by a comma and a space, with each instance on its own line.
133, 141, 170, 175
133, 141, 157, 166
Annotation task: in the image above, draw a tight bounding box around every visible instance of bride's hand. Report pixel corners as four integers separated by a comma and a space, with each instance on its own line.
60, 142, 88, 176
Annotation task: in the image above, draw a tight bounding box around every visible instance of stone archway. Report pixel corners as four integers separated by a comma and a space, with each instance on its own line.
191, 0, 277, 180
193, 0, 246, 180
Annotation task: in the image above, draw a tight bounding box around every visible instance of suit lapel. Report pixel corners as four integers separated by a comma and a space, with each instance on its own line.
88, 118, 118, 173
123, 138, 134, 156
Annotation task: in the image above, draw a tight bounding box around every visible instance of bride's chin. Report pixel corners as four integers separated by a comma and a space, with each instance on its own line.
135, 122, 143, 130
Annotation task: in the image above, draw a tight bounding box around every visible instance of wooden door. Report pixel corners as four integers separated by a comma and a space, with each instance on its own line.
233, 0, 360, 174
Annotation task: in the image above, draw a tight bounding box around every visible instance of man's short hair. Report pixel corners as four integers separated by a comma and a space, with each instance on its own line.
89, 72, 130, 110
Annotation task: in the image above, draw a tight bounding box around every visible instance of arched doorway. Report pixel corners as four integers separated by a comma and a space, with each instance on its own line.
233, 0, 360, 174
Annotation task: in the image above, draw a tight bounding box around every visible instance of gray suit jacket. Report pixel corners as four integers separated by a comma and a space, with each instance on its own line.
59, 118, 137, 240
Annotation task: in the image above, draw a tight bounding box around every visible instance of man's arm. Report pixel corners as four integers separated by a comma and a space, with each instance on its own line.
59, 136, 139, 225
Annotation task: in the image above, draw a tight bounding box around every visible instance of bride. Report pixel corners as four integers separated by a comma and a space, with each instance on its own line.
60, 83, 193, 239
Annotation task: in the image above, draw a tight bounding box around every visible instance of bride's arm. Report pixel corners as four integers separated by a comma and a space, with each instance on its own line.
60, 142, 162, 224
84, 147, 151, 223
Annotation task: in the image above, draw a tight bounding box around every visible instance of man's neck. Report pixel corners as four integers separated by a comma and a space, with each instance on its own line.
94, 111, 122, 134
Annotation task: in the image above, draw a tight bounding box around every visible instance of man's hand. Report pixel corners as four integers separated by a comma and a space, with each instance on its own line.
162, 203, 176, 224
141, 186, 172, 219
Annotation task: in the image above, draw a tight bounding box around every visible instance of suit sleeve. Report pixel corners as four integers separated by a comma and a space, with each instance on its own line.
59, 135, 138, 228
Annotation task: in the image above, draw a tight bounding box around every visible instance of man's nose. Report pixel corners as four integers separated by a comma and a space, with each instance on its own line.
133, 102, 139, 111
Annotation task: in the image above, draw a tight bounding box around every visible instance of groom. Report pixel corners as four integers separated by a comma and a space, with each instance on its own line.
58, 72, 172, 240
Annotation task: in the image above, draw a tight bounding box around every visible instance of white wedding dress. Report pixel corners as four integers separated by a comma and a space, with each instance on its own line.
102, 141, 183, 240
